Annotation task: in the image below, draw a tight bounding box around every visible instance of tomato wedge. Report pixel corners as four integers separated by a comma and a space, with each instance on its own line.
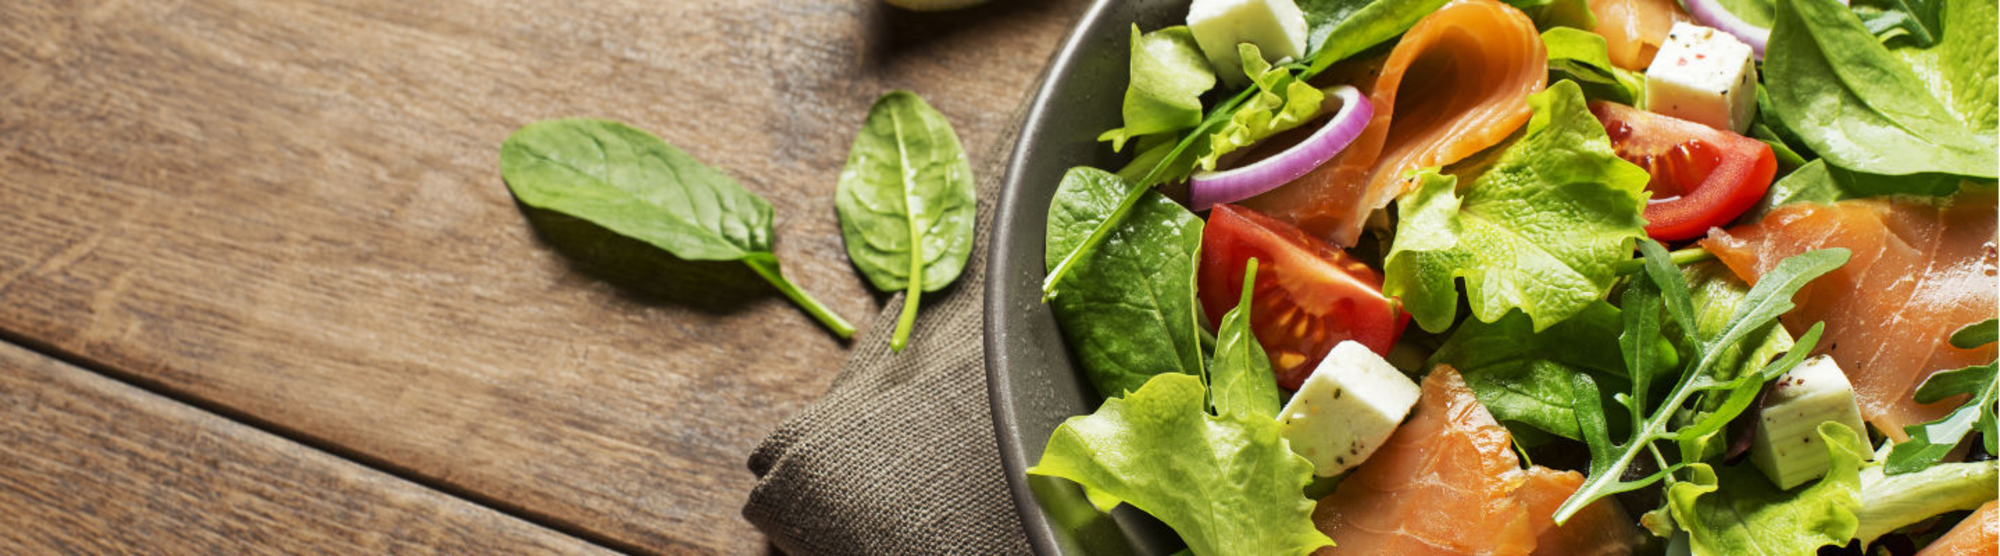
1199, 204, 1408, 390
1590, 101, 1776, 241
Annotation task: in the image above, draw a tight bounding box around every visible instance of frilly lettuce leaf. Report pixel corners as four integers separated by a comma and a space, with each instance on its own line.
1667, 422, 1868, 556
1029, 373, 1333, 556
1196, 44, 1323, 171
1099, 25, 1218, 152
1855, 457, 1998, 544
1383, 80, 1651, 333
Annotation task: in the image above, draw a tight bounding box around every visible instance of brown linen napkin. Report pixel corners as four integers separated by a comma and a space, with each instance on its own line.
743, 111, 1029, 555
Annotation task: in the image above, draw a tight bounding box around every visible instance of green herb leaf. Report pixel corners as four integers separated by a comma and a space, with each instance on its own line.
1856, 459, 1999, 544
1765, 0, 1996, 179
1383, 80, 1652, 334
1435, 302, 1676, 440
1884, 319, 1999, 473
1196, 44, 1324, 171
1851, 0, 1943, 46
1506, 0, 1598, 30
1098, 26, 1218, 152
1030, 373, 1334, 556
1210, 258, 1282, 419
835, 91, 977, 351
1299, 0, 1452, 74
499, 118, 855, 338
1543, 28, 1645, 105
1667, 422, 1867, 556
1889, 0, 1997, 136
1045, 167, 1206, 398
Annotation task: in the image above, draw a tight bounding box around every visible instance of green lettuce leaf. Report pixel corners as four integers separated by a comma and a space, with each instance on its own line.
1383, 80, 1651, 333
1099, 26, 1219, 152
1030, 373, 1334, 556
1045, 167, 1206, 398
1885, 318, 1999, 474
1889, 0, 1997, 136
1765, 0, 1996, 179
1855, 458, 1999, 544
1209, 259, 1282, 419
1543, 27, 1645, 105
1197, 44, 1324, 171
1667, 422, 1868, 556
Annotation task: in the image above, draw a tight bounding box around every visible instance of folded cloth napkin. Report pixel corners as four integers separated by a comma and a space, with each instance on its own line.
744, 107, 1030, 555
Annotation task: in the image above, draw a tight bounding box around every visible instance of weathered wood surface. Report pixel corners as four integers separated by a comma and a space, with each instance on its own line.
0, 0, 1084, 553
0, 341, 616, 555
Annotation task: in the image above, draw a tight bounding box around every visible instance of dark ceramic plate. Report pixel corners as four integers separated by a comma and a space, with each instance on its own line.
984, 0, 1189, 553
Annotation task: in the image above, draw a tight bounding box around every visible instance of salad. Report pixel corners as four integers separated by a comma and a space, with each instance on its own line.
1025, 0, 1999, 554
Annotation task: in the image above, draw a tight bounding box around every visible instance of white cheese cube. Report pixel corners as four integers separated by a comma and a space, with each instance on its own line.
1750, 355, 1873, 490
1644, 22, 1758, 133
1187, 0, 1308, 87
1278, 341, 1421, 477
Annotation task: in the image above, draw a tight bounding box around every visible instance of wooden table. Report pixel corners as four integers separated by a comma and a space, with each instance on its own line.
0, 0, 1085, 553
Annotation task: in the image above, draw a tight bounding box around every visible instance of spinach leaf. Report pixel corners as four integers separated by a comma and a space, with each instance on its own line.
1667, 423, 1868, 556
835, 91, 977, 352
1765, 0, 1996, 179
1748, 159, 1971, 219
499, 118, 855, 338
1436, 303, 1652, 440
1507, 0, 1597, 30
1889, 0, 1997, 134
1029, 373, 1334, 556
1300, 0, 1452, 74
1098, 26, 1218, 153
1045, 167, 1206, 398
1209, 258, 1282, 419
1384, 80, 1652, 334
1544, 28, 1646, 105
1884, 318, 1999, 474
1552, 242, 1849, 524
1851, 0, 1942, 46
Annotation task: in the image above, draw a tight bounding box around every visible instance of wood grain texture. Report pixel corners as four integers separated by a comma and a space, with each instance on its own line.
0, 341, 615, 555
0, 0, 1084, 553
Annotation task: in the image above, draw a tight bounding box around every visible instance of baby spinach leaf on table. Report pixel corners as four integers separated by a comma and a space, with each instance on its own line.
1544, 28, 1645, 105
1029, 373, 1334, 556
1383, 80, 1652, 334
1045, 167, 1206, 398
836, 91, 976, 352
1884, 318, 1998, 474
1666, 422, 1867, 556
1195, 44, 1325, 171
1855, 458, 1999, 544
499, 118, 854, 338
1099, 26, 1217, 153
1765, 0, 1996, 179
1552, 243, 1849, 524
1209, 258, 1282, 419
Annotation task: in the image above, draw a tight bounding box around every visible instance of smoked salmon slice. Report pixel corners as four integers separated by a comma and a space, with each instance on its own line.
1701, 191, 2000, 442
1915, 500, 1998, 556
1312, 367, 1642, 555
1243, 0, 1546, 246
1589, 0, 1694, 71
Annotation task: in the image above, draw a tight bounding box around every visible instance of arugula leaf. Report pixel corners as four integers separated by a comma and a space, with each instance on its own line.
1209, 258, 1282, 419
1666, 422, 1867, 556
1765, 0, 1997, 179
836, 91, 977, 352
1196, 44, 1324, 171
1884, 318, 1999, 474
1384, 80, 1651, 334
1856, 458, 1999, 544
1098, 26, 1218, 153
499, 118, 854, 338
1030, 373, 1334, 556
1045, 167, 1206, 398
1553, 243, 1850, 524
1543, 28, 1645, 105
1300, 0, 1452, 74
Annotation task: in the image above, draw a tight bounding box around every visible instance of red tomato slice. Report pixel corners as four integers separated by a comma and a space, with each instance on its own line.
1199, 204, 1408, 390
1590, 101, 1777, 241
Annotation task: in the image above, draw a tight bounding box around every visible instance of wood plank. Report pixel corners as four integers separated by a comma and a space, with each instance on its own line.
0, 0, 1082, 553
0, 340, 614, 555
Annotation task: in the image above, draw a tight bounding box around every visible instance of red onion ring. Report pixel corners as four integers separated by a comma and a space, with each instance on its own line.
1189, 85, 1372, 211
1683, 0, 1849, 59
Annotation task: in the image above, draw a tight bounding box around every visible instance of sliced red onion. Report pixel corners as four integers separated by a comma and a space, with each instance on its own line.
1684, 0, 1849, 59
1189, 85, 1372, 211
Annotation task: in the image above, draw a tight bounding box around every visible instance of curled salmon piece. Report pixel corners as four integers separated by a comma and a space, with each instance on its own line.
1312, 367, 1641, 555
1916, 500, 1998, 556
1242, 0, 1546, 246
1590, 0, 1693, 71
1701, 191, 2000, 442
